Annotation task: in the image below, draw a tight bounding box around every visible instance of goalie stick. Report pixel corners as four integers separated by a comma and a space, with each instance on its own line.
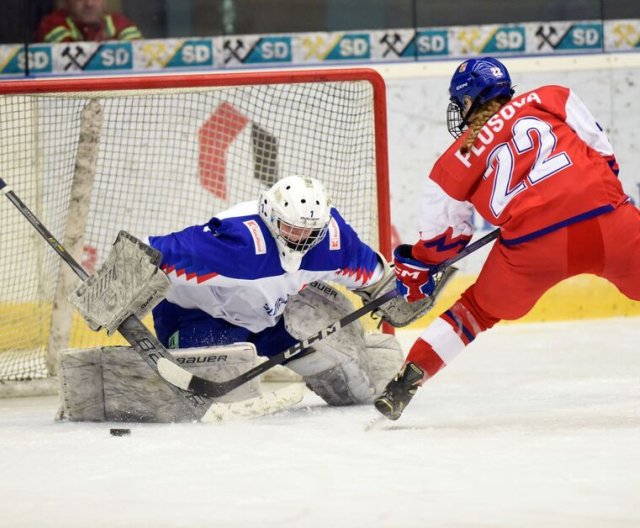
0, 176, 209, 417
158, 228, 500, 398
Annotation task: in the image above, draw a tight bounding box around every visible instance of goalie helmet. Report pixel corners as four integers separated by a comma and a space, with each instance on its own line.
259, 176, 331, 272
447, 56, 514, 138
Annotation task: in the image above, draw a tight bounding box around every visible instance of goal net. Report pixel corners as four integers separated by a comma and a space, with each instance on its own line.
0, 69, 390, 392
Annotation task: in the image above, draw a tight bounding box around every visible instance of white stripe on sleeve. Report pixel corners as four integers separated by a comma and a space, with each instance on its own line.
564, 89, 614, 157
417, 177, 474, 241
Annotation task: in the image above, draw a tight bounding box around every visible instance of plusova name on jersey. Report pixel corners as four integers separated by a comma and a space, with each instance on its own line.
455, 91, 543, 167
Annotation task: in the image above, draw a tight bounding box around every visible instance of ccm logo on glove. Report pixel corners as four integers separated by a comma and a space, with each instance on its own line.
396, 268, 422, 279
393, 244, 436, 303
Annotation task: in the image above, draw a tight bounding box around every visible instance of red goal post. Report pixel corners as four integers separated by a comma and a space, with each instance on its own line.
0, 68, 391, 391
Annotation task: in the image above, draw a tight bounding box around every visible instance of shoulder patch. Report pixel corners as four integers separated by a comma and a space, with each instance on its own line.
328, 217, 340, 250
243, 220, 267, 255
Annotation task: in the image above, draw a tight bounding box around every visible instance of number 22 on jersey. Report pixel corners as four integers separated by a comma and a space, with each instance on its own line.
484, 116, 572, 218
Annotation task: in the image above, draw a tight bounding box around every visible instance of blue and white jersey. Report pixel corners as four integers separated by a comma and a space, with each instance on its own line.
148, 201, 384, 333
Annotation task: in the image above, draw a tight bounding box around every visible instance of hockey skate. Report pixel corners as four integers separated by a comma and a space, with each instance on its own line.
374, 362, 424, 420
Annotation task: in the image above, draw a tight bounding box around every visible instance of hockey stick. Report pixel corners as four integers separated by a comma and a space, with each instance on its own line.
158, 228, 500, 398
0, 177, 209, 416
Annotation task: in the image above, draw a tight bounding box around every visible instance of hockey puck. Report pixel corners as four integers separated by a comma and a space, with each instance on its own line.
109, 428, 131, 437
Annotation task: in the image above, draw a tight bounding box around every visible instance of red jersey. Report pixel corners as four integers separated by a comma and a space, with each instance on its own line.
36, 9, 142, 43
414, 85, 627, 263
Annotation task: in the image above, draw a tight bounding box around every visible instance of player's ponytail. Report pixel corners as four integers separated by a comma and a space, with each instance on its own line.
460, 97, 510, 155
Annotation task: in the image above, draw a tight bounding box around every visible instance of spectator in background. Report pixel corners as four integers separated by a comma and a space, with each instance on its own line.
36, 0, 142, 42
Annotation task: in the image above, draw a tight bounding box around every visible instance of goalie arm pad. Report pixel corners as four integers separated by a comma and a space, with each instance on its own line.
68, 231, 171, 335
353, 250, 396, 306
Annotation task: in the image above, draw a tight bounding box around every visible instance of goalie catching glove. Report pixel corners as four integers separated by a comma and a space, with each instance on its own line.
68, 231, 171, 335
354, 251, 455, 328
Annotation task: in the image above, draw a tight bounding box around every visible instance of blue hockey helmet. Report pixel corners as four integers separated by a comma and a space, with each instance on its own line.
447, 57, 514, 138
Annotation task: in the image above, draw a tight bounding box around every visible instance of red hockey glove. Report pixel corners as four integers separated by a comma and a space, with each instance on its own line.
393, 244, 436, 303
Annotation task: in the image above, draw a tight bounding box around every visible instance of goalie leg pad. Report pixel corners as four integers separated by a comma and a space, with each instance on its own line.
57, 343, 261, 423
302, 364, 371, 406
68, 231, 171, 335
362, 333, 405, 396
283, 281, 403, 405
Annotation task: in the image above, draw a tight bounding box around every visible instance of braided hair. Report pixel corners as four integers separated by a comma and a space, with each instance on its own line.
460, 96, 511, 155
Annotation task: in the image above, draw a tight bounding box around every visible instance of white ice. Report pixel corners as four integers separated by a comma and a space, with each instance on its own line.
1, 318, 639, 528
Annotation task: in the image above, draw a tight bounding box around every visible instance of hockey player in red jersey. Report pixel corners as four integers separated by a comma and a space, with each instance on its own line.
375, 56, 640, 420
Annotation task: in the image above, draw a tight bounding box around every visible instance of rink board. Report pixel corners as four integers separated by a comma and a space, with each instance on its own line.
0, 274, 638, 351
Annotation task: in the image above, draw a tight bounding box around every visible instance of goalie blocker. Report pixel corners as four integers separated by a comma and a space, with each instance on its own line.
68, 230, 170, 335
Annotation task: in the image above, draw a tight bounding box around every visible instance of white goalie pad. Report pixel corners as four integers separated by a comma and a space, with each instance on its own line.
68, 231, 171, 335
284, 281, 403, 405
57, 343, 262, 423
362, 332, 406, 396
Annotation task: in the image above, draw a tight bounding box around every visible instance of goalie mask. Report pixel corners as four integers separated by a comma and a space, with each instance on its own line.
447, 57, 514, 138
259, 176, 331, 272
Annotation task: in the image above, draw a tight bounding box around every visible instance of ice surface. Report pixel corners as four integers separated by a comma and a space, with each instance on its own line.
1, 318, 639, 528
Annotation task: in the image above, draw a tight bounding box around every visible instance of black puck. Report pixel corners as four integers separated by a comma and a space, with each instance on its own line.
110, 428, 131, 436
